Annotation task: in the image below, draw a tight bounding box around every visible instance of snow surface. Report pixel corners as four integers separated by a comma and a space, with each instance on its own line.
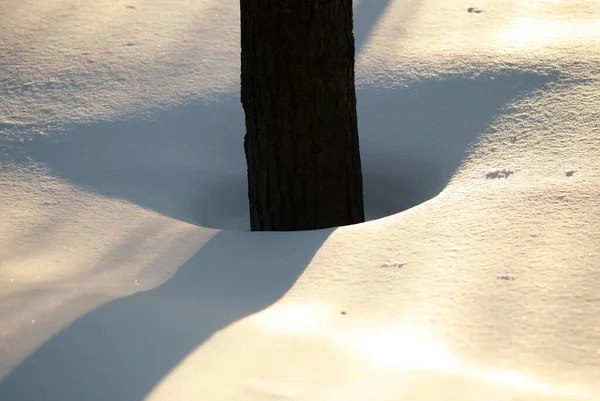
1, 0, 600, 400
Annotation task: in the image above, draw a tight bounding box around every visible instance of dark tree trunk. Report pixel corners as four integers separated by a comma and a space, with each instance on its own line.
240, 0, 365, 231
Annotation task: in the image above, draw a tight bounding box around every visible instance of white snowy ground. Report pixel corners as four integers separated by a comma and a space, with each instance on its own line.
1, 0, 599, 400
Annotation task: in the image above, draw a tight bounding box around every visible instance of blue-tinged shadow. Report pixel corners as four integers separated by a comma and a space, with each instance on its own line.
0, 229, 331, 401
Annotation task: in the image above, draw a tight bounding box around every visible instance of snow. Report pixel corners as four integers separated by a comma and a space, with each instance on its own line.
1, 0, 599, 400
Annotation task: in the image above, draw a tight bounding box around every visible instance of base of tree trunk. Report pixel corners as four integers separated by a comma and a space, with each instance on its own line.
241, 0, 365, 231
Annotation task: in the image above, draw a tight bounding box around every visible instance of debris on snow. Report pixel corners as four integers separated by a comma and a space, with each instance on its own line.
566, 169, 576, 177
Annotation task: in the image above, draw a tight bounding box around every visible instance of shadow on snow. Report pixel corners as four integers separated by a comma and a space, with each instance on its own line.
0, 229, 332, 401
17, 72, 553, 227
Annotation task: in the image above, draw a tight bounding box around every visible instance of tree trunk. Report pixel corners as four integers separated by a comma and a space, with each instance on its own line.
241, 0, 364, 231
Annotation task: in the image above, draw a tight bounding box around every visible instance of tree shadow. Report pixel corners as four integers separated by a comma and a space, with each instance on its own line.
18, 71, 555, 227
354, 0, 421, 52
0, 228, 332, 401
354, 0, 396, 52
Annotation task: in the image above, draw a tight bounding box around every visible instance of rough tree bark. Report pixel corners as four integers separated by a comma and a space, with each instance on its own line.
241, 0, 365, 231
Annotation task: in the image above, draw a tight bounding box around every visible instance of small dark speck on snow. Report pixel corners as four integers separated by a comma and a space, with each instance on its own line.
124, 42, 137, 47
497, 275, 516, 281
126, 5, 136, 9
341, 311, 347, 315
468, 7, 483, 14
380, 263, 405, 268
566, 170, 576, 177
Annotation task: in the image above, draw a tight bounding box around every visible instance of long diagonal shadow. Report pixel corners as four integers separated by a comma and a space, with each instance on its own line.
0, 230, 331, 401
